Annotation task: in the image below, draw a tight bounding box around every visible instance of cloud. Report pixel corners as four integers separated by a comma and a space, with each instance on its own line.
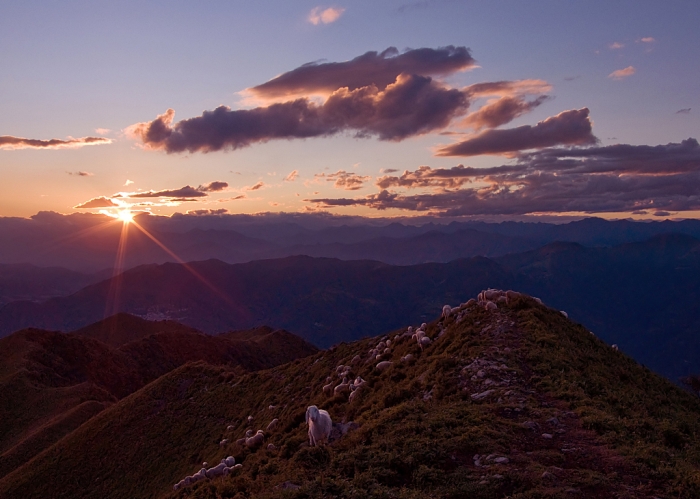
462, 95, 549, 130
186, 208, 229, 215
249, 46, 474, 100
126, 181, 227, 199
67, 171, 94, 177
315, 170, 371, 190
129, 74, 470, 153
246, 182, 265, 191
308, 6, 345, 25
310, 138, 700, 216
653, 211, 671, 217
640, 37, 655, 43
74, 196, 119, 209
608, 66, 636, 80
437, 108, 597, 157
676, 108, 691, 114
464, 79, 552, 98
285, 170, 299, 182
219, 195, 246, 202
124, 179, 134, 186
198, 180, 228, 192
95, 128, 111, 135
609, 42, 624, 50
0, 135, 111, 150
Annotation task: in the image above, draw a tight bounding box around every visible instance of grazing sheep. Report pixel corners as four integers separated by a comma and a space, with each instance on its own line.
401, 354, 414, 362
533, 297, 543, 305
351, 355, 361, 364
336, 365, 345, 373
267, 443, 277, 450
376, 361, 393, 371
202, 462, 209, 468
224, 456, 236, 467
322, 381, 334, 396
560, 311, 568, 318
386, 339, 391, 347
419, 336, 432, 349
612, 344, 619, 351
348, 388, 362, 403
226, 425, 234, 431
219, 439, 229, 447
305, 405, 332, 447
235, 437, 246, 446
442, 304, 452, 318
267, 418, 279, 431
233, 463, 243, 470
334, 378, 351, 395
174, 479, 186, 491
245, 430, 265, 448
206, 463, 228, 478
383, 347, 391, 355
192, 468, 207, 483
268, 404, 277, 410
247, 415, 254, 424
466, 298, 477, 306
485, 301, 497, 311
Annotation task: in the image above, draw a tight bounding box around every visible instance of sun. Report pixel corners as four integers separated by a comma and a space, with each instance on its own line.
117, 210, 134, 224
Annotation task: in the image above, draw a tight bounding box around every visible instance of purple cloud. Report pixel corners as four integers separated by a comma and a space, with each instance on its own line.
74, 197, 119, 209
0, 135, 111, 150
436, 108, 597, 157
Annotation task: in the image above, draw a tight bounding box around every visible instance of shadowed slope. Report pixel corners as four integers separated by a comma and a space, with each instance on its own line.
2, 294, 699, 498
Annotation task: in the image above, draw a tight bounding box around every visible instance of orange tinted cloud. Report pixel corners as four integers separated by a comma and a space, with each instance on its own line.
608, 66, 636, 80
0, 135, 111, 150
308, 6, 345, 25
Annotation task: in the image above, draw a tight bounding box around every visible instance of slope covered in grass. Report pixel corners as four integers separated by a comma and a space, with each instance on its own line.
2, 294, 699, 498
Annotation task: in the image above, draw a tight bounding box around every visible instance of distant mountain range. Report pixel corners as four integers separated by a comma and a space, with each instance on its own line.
3, 213, 700, 272
0, 314, 316, 480
1, 233, 699, 382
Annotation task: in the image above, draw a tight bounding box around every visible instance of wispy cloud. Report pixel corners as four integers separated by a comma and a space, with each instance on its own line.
639, 37, 655, 43
308, 6, 345, 25
245, 181, 265, 191
462, 95, 549, 130
608, 66, 636, 80
315, 170, 371, 190
124, 179, 135, 186
609, 42, 625, 50
284, 170, 299, 182
66, 171, 94, 177
676, 108, 691, 115
0, 135, 111, 150
74, 196, 120, 209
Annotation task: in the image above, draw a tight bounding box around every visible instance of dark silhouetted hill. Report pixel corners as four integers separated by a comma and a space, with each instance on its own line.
1, 295, 699, 498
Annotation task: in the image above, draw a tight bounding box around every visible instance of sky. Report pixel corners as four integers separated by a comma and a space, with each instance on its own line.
1, 0, 699, 221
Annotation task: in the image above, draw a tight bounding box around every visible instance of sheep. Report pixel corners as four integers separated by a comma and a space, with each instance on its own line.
232, 463, 242, 470
266, 418, 279, 431
202, 462, 208, 468
348, 388, 362, 403
383, 347, 391, 355
335, 365, 345, 373
401, 353, 414, 362
386, 339, 391, 347
174, 479, 186, 491
191, 468, 207, 483
466, 298, 477, 307
351, 355, 361, 364
267, 443, 277, 450
485, 301, 497, 311
560, 311, 568, 318
305, 405, 332, 447
224, 456, 236, 467
322, 381, 334, 396
442, 304, 452, 318
419, 336, 432, 349
377, 341, 387, 350
376, 361, 393, 371
247, 415, 254, 424
206, 463, 228, 478
612, 344, 619, 351
533, 297, 543, 305
245, 430, 265, 448
226, 425, 234, 431
268, 404, 277, 410
235, 437, 246, 446
219, 439, 229, 447
334, 378, 351, 395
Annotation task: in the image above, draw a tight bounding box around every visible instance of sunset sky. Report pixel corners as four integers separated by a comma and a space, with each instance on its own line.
2, 0, 699, 220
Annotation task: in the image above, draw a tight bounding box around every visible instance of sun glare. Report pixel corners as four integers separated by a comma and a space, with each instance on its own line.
117, 210, 134, 224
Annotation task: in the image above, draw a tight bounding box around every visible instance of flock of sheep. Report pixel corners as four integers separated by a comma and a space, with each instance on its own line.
171, 288, 620, 493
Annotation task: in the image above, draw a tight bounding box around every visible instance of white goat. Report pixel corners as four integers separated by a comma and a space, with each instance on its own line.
305, 405, 332, 447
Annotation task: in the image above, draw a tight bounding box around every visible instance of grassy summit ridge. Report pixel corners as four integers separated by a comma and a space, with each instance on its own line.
1, 294, 699, 498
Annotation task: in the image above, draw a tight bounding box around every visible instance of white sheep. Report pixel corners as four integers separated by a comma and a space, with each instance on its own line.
235, 437, 246, 446
351, 355, 361, 364
267, 443, 277, 450
560, 311, 568, 318
386, 339, 391, 347
266, 418, 279, 431
401, 354, 414, 362
247, 415, 254, 424
268, 404, 277, 410
206, 463, 228, 478
219, 439, 229, 447
224, 456, 236, 467
226, 425, 234, 431
442, 304, 452, 318
334, 378, 350, 395
245, 430, 265, 448
383, 347, 391, 355
612, 344, 619, 351
322, 381, 334, 396
305, 405, 332, 447
466, 298, 477, 307
348, 388, 362, 403
419, 336, 432, 349
202, 462, 208, 468
485, 301, 497, 311
376, 361, 393, 371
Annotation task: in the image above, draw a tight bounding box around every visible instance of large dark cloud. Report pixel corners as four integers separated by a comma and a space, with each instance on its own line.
126, 181, 228, 199
437, 108, 597, 157
129, 74, 470, 153
249, 46, 474, 99
310, 139, 700, 215
0, 135, 111, 150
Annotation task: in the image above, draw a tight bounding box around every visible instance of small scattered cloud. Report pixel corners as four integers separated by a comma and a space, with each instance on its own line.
608, 66, 636, 80
639, 37, 655, 43
381, 168, 399, 174
284, 170, 299, 182
218, 195, 246, 202
676, 108, 691, 115
66, 171, 94, 177
246, 181, 265, 191
308, 6, 345, 25
198, 180, 228, 192
74, 196, 119, 209
564, 75, 581, 82
186, 208, 229, 215
124, 179, 134, 186
95, 128, 111, 135
315, 170, 370, 190
0, 135, 111, 150
609, 42, 625, 50
653, 211, 671, 217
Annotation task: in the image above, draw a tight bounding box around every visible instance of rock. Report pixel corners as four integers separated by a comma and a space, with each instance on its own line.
471, 390, 495, 401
